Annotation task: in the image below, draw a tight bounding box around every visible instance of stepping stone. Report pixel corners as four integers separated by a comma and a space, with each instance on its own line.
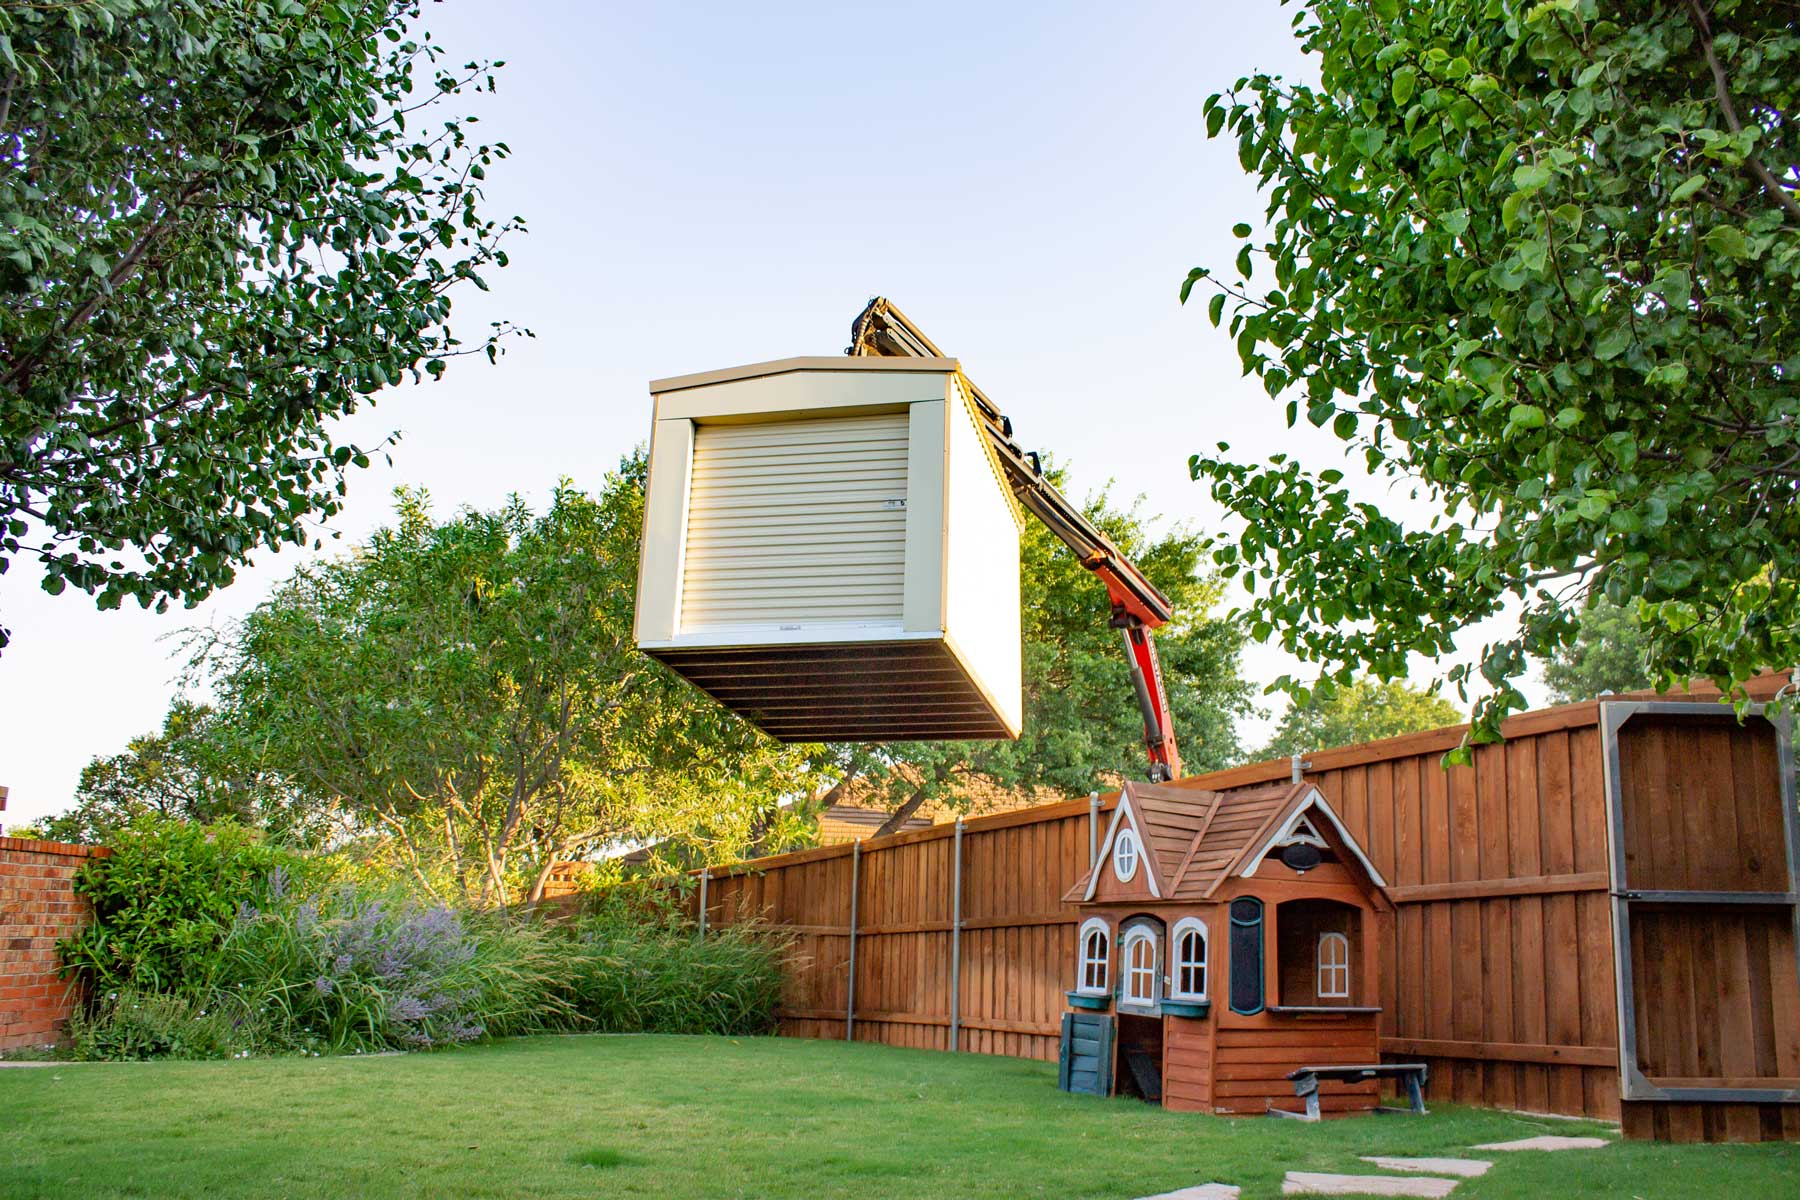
1471, 1135, 1610, 1152
1133, 1186, 1239, 1200
1282, 1172, 1459, 1198
1361, 1157, 1491, 1179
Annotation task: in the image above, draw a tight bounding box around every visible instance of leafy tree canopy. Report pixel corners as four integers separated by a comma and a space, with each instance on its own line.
1542, 595, 1654, 704
1184, 0, 1799, 747
0, 0, 523, 648
827, 462, 1257, 833
1258, 676, 1463, 761
43, 700, 302, 844
193, 453, 820, 905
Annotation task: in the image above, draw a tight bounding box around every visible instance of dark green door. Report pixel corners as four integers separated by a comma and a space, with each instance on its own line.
1058, 1012, 1115, 1096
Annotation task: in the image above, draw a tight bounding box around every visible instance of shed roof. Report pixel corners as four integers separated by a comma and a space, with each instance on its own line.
1063, 780, 1384, 903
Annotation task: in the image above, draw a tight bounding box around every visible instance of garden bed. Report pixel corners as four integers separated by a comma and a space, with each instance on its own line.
1, 1036, 1794, 1198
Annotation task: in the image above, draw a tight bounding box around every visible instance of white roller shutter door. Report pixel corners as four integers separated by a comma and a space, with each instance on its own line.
679, 412, 910, 634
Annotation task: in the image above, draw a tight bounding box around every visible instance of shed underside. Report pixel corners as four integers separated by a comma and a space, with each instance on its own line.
648, 639, 1013, 741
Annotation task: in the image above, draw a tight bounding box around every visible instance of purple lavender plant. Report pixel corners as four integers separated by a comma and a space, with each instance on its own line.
223, 883, 495, 1053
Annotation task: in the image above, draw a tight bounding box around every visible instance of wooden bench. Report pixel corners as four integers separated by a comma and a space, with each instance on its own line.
1273, 1063, 1430, 1121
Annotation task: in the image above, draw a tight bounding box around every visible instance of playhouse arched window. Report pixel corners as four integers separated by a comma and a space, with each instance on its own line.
1120, 923, 1160, 1011
1170, 917, 1209, 1000
1112, 828, 1140, 883
1076, 918, 1110, 995
1318, 931, 1350, 999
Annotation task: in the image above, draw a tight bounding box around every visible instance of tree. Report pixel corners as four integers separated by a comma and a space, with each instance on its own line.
1542, 596, 1654, 704
1183, 0, 1799, 746
832, 464, 1256, 835
42, 700, 296, 843
0, 0, 524, 648
1258, 677, 1462, 761
200, 454, 820, 905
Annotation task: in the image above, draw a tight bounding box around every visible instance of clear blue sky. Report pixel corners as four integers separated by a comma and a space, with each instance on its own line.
0, 1, 1533, 827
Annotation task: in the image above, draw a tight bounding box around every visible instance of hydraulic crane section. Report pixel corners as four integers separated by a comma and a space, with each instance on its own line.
848, 298, 1183, 783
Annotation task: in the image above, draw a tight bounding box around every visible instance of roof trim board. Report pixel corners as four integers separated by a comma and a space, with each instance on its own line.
649, 355, 959, 395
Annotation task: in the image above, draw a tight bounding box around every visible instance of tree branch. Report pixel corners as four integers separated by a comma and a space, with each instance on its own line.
1688, 0, 1800, 224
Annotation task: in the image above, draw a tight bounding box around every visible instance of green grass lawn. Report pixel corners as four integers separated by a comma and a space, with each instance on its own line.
0, 1035, 1793, 1199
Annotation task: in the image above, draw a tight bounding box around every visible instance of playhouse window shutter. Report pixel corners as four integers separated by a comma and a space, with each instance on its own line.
1058, 1011, 1114, 1096
679, 413, 911, 634
1228, 897, 1265, 1015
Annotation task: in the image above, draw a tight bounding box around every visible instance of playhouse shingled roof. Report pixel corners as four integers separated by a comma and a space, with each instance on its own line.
1062, 779, 1383, 903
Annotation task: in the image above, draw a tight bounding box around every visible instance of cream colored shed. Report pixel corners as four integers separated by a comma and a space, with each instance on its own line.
635, 356, 1023, 742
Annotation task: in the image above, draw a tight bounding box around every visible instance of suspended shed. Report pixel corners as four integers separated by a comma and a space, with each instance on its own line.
635, 356, 1024, 742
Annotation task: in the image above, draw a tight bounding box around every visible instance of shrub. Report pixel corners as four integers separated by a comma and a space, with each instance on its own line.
58, 837, 792, 1060
67, 989, 261, 1061
215, 884, 576, 1053
565, 894, 789, 1036
60, 817, 305, 994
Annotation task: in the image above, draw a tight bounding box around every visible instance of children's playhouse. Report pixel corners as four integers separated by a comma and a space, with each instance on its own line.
1058, 779, 1401, 1117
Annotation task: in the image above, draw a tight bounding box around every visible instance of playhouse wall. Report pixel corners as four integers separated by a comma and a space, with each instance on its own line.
1207, 1013, 1383, 1117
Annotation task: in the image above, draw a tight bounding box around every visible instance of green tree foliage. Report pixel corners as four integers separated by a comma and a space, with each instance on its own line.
832, 464, 1256, 833
0, 0, 524, 647
1542, 596, 1654, 704
1258, 677, 1463, 761
44, 701, 298, 843
200, 454, 819, 905
1182, 0, 1799, 745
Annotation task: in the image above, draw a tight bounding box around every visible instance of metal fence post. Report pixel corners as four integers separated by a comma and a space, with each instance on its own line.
950, 817, 964, 1052
846, 839, 861, 1042
697, 868, 708, 939
1088, 791, 1100, 867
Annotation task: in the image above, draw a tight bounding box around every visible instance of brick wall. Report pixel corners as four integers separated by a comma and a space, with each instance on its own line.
0, 836, 105, 1051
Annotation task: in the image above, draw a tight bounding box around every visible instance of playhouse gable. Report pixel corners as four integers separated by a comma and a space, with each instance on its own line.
1231, 786, 1388, 893
1067, 794, 1167, 902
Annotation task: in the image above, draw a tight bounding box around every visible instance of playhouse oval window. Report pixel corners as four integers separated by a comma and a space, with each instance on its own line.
1076, 918, 1111, 995
1170, 917, 1209, 1000
1121, 925, 1159, 1009
1112, 829, 1140, 883
1317, 931, 1350, 999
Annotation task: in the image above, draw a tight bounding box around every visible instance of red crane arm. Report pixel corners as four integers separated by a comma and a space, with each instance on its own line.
848, 298, 1183, 782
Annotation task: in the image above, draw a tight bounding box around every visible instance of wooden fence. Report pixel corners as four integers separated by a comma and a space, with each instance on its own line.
693, 687, 1797, 1134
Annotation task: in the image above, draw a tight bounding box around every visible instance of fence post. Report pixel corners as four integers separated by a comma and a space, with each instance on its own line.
1088, 791, 1100, 867
950, 817, 964, 1052
697, 868, 708, 939
846, 839, 861, 1042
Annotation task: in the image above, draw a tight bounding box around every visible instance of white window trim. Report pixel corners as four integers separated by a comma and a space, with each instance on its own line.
1112, 828, 1140, 884
1317, 931, 1350, 999
1075, 917, 1111, 996
1169, 916, 1209, 1000
1120, 925, 1160, 1011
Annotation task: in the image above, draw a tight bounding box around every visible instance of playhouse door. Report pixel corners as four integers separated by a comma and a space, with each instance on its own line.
1058, 1012, 1115, 1096
1603, 704, 1800, 1107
